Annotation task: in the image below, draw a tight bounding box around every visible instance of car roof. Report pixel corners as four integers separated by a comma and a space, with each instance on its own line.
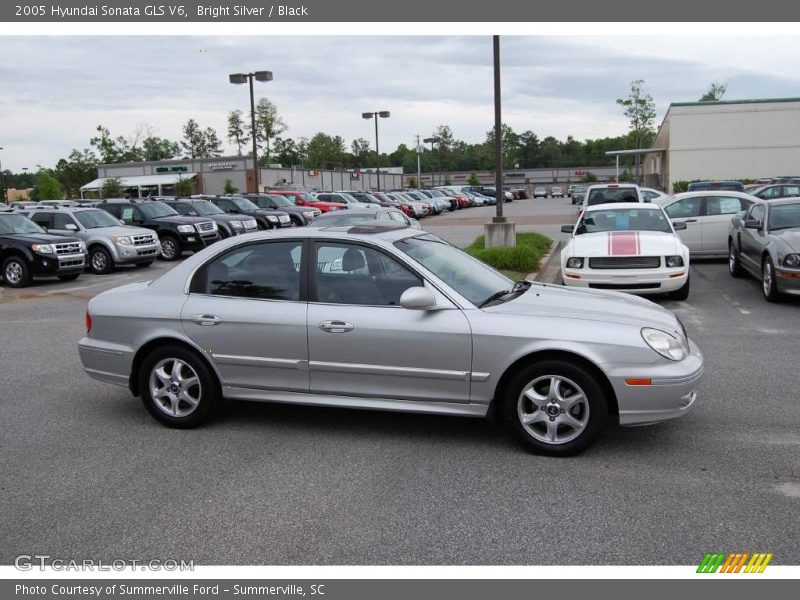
584, 202, 661, 212
22, 206, 96, 213
668, 191, 758, 201
762, 197, 800, 206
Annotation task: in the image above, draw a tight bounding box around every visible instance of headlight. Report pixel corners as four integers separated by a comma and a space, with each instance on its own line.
303, 211, 314, 218
665, 255, 684, 268
31, 244, 54, 254
267, 215, 278, 222
566, 257, 584, 269
641, 328, 687, 361
229, 220, 243, 228
177, 225, 195, 233
245, 219, 257, 229
782, 253, 800, 268
112, 236, 133, 246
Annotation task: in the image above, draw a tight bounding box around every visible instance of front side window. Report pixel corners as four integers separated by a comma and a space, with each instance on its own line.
665, 197, 702, 218
749, 204, 765, 223
314, 242, 422, 306
202, 241, 302, 301
30, 212, 53, 229
52, 212, 76, 229
768, 203, 800, 231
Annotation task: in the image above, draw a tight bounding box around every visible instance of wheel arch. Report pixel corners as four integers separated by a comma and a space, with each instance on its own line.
129, 336, 221, 397
1, 247, 34, 263
490, 349, 619, 422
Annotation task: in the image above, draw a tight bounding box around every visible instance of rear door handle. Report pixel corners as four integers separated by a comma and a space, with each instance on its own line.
684, 219, 698, 223
319, 320, 354, 333
192, 314, 223, 326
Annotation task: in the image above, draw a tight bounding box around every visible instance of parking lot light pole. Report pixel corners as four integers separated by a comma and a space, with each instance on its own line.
362, 111, 390, 191
0, 147, 6, 203
423, 136, 440, 188
230, 70, 273, 193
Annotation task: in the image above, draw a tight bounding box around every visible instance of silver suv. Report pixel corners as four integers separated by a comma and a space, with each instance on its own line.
28, 208, 160, 274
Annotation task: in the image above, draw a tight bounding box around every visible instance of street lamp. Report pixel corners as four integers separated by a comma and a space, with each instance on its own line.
0, 147, 5, 203
362, 110, 390, 191
423, 136, 440, 188
229, 70, 273, 193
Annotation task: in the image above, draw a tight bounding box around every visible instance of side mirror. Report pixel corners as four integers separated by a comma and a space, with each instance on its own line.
118, 219, 125, 225
65, 223, 79, 231
560, 224, 575, 234
399, 286, 436, 310
672, 221, 687, 231
744, 219, 762, 229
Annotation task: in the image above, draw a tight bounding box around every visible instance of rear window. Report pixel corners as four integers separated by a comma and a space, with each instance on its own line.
687, 181, 744, 192
586, 188, 640, 206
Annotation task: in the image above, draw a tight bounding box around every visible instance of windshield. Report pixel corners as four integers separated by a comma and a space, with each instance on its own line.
74, 209, 123, 229
229, 197, 260, 211
0, 213, 46, 235
139, 202, 178, 218
587, 187, 639, 206
190, 200, 225, 215
576, 208, 672, 234
769, 203, 800, 231
395, 234, 514, 306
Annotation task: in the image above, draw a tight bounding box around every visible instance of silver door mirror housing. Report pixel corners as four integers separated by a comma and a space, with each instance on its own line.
65, 223, 78, 231
399, 286, 436, 310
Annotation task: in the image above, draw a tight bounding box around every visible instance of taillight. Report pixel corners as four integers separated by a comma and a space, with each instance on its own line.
85, 311, 93, 334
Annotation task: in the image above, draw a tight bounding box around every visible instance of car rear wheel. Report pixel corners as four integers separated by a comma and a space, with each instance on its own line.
762, 256, 780, 302
501, 360, 608, 456
159, 235, 181, 261
2, 256, 31, 288
139, 345, 219, 428
728, 241, 744, 277
89, 246, 114, 274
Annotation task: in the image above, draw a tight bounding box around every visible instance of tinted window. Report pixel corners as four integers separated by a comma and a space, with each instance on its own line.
171, 203, 195, 216
586, 188, 639, 206
706, 196, 744, 216
314, 243, 422, 306
52, 213, 75, 229
30, 212, 53, 229
74, 209, 122, 228
665, 197, 702, 218
757, 186, 783, 199
118, 206, 140, 223
203, 241, 302, 301
139, 202, 178, 218
769, 203, 800, 230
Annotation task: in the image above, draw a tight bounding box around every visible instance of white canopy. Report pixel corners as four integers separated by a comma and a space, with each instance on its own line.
80, 173, 197, 191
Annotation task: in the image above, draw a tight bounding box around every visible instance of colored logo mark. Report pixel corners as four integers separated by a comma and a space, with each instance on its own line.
697, 552, 773, 573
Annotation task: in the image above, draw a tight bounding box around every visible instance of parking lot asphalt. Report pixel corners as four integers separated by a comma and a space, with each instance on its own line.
1, 198, 798, 565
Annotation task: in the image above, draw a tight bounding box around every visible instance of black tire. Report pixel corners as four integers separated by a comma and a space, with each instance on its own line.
139, 345, 220, 428
2, 256, 32, 288
669, 274, 690, 301
500, 360, 608, 456
762, 256, 781, 302
159, 235, 181, 261
88, 245, 114, 274
728, 240, 744, 278
58, 274, 81, 282
135, 261, 154, 268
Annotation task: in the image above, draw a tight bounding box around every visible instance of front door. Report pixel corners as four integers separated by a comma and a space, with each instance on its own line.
664, 196, 703, 252
181, 239, 309, 393
739, 204, 766, 270
307, 241, 473, 404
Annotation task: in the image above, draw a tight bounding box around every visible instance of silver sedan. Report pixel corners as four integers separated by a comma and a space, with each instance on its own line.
78, 224, 704, 456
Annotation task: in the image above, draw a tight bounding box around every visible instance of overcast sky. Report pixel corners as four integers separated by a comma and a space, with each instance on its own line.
2, 35, 800, 171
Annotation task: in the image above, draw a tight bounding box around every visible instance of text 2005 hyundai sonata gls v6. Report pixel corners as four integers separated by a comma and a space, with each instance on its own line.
78, 223, 703, 456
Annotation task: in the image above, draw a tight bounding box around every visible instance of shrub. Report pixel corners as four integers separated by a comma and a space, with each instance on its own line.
99, 177, 123, 199
466, 232, 552, 274
174, 177, 195, 197
223, 178, 239, 194
468, 172, 481, 186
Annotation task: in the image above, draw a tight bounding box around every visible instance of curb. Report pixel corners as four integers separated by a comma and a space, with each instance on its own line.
530, 240, 564, 284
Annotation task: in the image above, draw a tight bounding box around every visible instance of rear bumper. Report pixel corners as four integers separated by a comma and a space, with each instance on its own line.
563, 267, 688, 295
78, 337, 134, 388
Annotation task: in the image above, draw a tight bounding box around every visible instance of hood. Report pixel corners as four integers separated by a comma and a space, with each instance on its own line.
772, 228, 800, 251
7, 233, 82, 245
566, 230, 680, 257
152, 214, 209, 225
486, 282, 682, 333
209, 213, 258, 224
88, 226, 155, 237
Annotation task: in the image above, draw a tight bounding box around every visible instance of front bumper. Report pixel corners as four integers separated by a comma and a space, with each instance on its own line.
562, 267, 688, 295
32, 252, 86, 276
114, 242, 161, 264
608, 339, 704, 426
777, 267, 800, 295
181, 232, 220, 250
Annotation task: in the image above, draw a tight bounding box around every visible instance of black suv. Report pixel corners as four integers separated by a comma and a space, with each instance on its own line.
158, 198, 260, 238
241, 193, 320, 226
205, 195, 293, 230
98, 198, 220, 261
0, 211, 86, 288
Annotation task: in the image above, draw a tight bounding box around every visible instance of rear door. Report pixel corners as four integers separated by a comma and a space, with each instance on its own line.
700, 196, 746, 255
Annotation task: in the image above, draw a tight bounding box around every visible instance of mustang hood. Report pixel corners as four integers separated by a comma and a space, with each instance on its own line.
567, 230, 680, 257
486, 282, 683, 333
773, 228, 800, 251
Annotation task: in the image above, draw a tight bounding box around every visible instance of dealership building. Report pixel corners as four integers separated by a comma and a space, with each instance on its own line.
643, 97, 800, 192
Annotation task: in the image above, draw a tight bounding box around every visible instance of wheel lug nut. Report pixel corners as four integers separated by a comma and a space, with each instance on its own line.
560, 408, 565, 413
549, 416, 555, 421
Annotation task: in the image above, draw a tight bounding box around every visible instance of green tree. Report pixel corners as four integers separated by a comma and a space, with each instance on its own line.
351, 137, 371, 166
223, 178, 238, 194
90, 125, 140, 163
141, 136, 179, 161
54, 149, 98, 199
617, 80, 656, 183
468, 172, 481, 186
227, 109, 250, 155
30, 171, 64, 201
485, 123, 520, 170
618, 168, 635, 183
204, 127, 223, 158
180, 119, 206, 159
99, 177, 123, 199
444, 175, 453, 185
700, 82, 727, 102
253, 97, 287, 164
407, 176, 418, 189
306, 133, 346, 169
581, 171, 598, 183
174, 177, 195, 197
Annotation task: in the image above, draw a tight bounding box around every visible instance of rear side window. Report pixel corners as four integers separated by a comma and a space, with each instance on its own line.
706, 196, 744, 215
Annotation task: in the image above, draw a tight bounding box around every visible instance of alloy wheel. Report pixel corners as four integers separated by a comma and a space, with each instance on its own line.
149, 358, 202, 418
517, 375, 590, 445
762, 260, 773, 296
91, 251, 108, 272
5, 261, 23, 285
161, 239, 177, 260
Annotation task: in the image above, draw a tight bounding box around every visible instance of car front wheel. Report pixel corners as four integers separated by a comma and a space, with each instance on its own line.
501, 360, 608, 456
139, 345, 219, 428
2, 256, 32, 288
159, 235, 181, 261
89, 246, 114, 274
762, 256, 780, 302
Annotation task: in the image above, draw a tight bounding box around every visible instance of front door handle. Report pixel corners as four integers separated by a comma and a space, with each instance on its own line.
319, 320, 354, 333
192, 314, 222, 326
684, 219, 698, 223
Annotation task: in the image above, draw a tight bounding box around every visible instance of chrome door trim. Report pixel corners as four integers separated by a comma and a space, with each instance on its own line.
212, 354, 309, 370
309, 360, 470, 381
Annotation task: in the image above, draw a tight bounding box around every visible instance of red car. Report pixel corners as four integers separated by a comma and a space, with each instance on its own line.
271, 190, 346, 213
440, 189, 470, 208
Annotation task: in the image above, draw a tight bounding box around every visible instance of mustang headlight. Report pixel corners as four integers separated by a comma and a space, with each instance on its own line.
641, 328, 687, 361
31, 244, 55, 254
177, 225, 195, 233
566, 257, 584, 269
112, 235, 133, 246
782, 253, 800, 268
665, 255, 684, 268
